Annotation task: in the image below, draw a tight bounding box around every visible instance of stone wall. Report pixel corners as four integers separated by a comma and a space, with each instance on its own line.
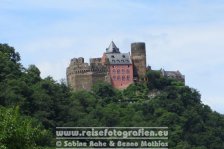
72, 72, 93, 91
67, 42, 148, 91
131, 42, 147, 80
66, 57, 108, 91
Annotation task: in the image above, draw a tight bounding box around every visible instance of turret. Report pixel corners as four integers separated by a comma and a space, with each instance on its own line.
106, 41, 120, 53
131, 42, 146, 80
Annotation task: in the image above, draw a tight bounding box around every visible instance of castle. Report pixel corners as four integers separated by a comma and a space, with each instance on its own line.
66, 41, 185, 91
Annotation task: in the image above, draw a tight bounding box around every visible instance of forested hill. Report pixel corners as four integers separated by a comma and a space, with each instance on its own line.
1, 44, 224, 149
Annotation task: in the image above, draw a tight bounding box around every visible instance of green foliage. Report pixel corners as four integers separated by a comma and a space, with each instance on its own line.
0, 106, 52, 149
92, 82, 115, 97
123, 83, 149, 101
0, 44, 22, 81
25, 65, 41, 84
146, 70, 184, 90
92, 82, 118, 103
1, 44, 224, 148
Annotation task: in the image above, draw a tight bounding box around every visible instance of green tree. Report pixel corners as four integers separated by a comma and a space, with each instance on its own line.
0, 106, 52, 149
123, 83, 149, 101
92, 82, 117, 103
0, 44, 22, 81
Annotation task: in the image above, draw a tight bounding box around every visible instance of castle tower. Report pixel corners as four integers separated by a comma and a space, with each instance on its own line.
103, 41, 134, 89
131, 42, 146, 80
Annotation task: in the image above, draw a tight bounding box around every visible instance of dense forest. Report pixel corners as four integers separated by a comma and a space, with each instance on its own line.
0, 44, 224, 149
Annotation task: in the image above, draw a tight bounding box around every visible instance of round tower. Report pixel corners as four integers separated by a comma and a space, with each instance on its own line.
131, 42, 146, 80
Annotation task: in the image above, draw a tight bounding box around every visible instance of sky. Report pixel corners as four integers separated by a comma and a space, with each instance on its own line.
1, 0, 224, 114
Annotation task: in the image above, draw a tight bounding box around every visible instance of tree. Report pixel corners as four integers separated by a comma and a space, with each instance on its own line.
123, 83, 149, 101
1, 43, 224, 148
0, 106, 52, 149
0, 44, 22, 81
25, 65, 41, 84
92, 82, 117, 103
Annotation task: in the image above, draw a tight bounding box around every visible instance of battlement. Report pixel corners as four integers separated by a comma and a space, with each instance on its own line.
161, 69, 185, 83
90, 58, 101, 64
67, 56, 109, 91
70, 57, 84, 65
66, 41, 185, 91
67, 67, 108, 75
67, 57, 108, 75
70, 57, 104, 66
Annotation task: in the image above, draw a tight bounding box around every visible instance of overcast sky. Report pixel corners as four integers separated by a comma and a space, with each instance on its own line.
1, 0, 224, 114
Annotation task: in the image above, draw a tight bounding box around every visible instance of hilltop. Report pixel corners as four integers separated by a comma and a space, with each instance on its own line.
0, 44, 224, 149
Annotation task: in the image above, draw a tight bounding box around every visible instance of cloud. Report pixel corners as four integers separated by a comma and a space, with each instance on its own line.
1, 0, 224, 113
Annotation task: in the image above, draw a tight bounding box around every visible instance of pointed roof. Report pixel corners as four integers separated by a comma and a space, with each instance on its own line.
106, 41, 120, 53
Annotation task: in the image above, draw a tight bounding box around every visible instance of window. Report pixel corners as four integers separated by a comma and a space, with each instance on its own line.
122, 69, 125, 74
122, 76, 125, 81
111, 55, 115, 58
126, 69, 130, 74
112, 60, 115, 63
117, 69, 120, 74
117, 60, 120, 63
121, 60, 124, 63
122, 55, 125, 58
127, 75, 130, 81
112, 69, 116, 74
113, 76, 116, 80
127, 65, 130, 67
117, 76, 120, 80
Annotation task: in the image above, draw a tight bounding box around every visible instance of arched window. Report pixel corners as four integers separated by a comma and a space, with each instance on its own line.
117, 76, 120, 80
122, 76, 125, 81
117, 69, 120, 74
112, 69, 116, 74
113, 76, 116, 80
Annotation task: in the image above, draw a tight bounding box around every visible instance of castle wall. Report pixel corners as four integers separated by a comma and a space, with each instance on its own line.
67, 42, 185, 91
90, 58, 102, 67
92, 72, 108, 84
67, 71, 108, 91
67, 42, 148, 91
131, 42, 146, 80
66, 57, 109, 91
101, 53, 107, 65
72, 73, 93, 91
